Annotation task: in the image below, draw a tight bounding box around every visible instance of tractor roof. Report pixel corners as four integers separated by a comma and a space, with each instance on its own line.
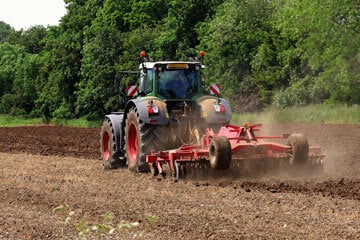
139, 61, 205, 69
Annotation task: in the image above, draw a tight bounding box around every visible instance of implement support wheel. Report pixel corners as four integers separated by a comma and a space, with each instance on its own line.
286, 133, 309, 167
209, 136, 232, 170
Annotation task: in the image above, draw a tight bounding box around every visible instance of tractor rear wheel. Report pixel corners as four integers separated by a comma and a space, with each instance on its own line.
125, 108, 142, 171
125, 108, 172, 172
209, 136, 232, 170
100, 118, 125, 169
286, 133, 309, 167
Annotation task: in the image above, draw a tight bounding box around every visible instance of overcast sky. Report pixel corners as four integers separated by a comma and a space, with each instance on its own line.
0, 0, 67, 30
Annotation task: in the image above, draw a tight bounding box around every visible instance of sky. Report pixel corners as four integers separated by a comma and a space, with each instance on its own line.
0, 0, 67, 30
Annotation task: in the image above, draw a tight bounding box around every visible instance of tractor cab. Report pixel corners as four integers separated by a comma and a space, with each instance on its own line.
156, 63, 200, 99
138, 51, 204, 101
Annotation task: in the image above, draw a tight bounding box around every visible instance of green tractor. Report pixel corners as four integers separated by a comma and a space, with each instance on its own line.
100, 51, 232, 172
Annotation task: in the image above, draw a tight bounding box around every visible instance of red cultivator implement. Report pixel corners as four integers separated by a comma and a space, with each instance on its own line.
146, 124, 325, 181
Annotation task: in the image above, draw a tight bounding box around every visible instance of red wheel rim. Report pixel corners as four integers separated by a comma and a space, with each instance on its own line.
102, 132, 110, 160
128, 123, 138, 163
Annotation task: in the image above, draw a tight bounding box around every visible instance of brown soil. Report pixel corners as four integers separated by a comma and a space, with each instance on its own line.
0, 124, 359, 239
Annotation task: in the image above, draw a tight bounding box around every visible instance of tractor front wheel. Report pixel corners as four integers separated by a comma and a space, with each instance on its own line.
209, 136, 232, 170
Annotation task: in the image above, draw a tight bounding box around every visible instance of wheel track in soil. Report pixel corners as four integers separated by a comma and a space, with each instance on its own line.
0, 124, 359, 201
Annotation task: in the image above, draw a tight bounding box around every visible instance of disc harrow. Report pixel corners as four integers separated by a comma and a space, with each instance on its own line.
146, 124, 325, 181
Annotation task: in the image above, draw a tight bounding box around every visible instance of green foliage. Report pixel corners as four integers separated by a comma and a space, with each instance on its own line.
197, 0, 273, 101
0, 115, 43, 127
0, 43, 25, 97
53, 99, 75, 119
53, 204, 158, 239
272, 104, 360, 124
146, 214, 158, 224
0, 94, 28, 115
0, 0, 358, 119
272, 0, 360, 107
0, 114, 100, 127
49, 118, 101, 128
75, 0, 129, 120
125, 0, 170, 30
272, 77, 329, 108
0, 21, 13, 43
156, 0, 222, 60
6, 26, 47, 54
117, 26, 162, 71
13, 54, 39, 113
34, 0, 104, 120
32, 27, 74, 120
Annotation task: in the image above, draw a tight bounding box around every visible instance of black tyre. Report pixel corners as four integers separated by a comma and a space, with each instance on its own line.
286, 133, 309, 167
125, 108, 172, 172
150, 163, 159, 176
209, 136, 232, 170
100, 118, 125, 169
125, 108, 142, 171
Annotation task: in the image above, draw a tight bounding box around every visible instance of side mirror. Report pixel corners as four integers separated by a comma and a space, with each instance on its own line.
114, 74, 121, 93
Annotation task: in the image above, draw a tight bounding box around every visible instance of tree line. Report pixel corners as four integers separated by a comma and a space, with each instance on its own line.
0, 0, 358, 120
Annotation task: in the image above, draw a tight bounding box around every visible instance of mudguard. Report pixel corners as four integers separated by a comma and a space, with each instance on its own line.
105, 113, 125, 153
126, 97, 169, 125
196, 96, 232, 124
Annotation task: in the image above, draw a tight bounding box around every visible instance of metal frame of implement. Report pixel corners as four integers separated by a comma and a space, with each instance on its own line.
146, 124, 325, 181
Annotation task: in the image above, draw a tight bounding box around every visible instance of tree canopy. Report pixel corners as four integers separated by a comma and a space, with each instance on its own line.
0, 0, 359, 119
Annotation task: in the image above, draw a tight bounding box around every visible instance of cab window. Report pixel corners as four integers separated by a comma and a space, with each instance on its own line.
157, 69, 199, 99
139, 69, 153, 95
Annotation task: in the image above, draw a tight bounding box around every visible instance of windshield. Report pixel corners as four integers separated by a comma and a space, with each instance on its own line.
157, 69, 199, 99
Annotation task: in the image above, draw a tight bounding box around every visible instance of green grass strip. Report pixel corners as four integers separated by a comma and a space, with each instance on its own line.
0, 115, 43, 127
1, 104, 359, 127
0, 115, 101, 128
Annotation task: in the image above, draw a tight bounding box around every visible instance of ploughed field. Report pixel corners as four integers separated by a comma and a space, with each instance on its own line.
0, 124, 359, 239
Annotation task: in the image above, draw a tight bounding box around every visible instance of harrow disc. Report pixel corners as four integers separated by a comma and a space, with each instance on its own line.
173, 160, 179, 182
160, 161, 179, 182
